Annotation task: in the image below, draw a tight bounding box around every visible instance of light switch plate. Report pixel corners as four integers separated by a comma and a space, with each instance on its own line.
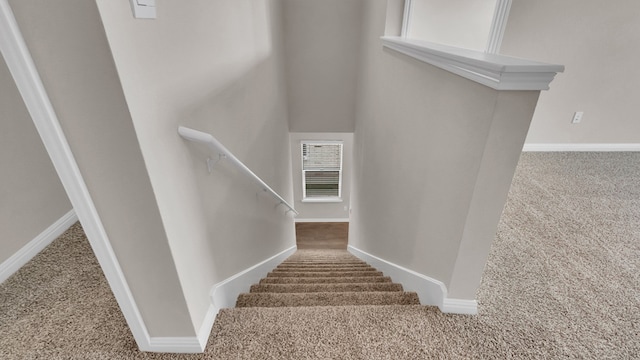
130, 0, 156, 19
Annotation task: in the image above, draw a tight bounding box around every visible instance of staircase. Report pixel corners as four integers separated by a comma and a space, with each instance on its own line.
236, 249, 420, 308
210, 249, 426, 358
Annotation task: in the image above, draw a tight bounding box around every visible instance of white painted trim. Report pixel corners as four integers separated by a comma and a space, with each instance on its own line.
442, 298, 478, 315
145, 245, 295, 354
0, 210, 77, 284
400, 0, 412, 38
348, 245, 478, 315
486, 0, 512, 54
295, 218, 350, 223
210, 246, 297, 310
523, 143, 640, 152
145, 302, 217, 353
381, 36, 564, 91
0, 1, 154, 351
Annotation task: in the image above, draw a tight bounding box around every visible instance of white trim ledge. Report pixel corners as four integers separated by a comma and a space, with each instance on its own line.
0, 209, 77, 284
347, 245, 477, 315
381, 36, 564, 91
523, 143, 640, 152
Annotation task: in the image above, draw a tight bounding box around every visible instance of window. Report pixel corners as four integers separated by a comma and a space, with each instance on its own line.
401, 0, 511, 53
301, 141, 343, 202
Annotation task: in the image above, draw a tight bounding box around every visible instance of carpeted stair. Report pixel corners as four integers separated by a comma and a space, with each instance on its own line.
234, 249, 420, 308
209, 249, 425, 358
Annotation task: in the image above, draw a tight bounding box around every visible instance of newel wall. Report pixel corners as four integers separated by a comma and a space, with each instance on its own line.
349, 0, 562, 312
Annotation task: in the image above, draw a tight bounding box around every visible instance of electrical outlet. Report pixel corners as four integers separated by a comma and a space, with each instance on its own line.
572, 111, 584, 124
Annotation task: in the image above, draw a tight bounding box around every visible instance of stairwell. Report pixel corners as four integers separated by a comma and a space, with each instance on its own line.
209, 249, 429, 358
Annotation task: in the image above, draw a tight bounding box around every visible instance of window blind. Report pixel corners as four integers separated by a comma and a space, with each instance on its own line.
302, 143, 342, 198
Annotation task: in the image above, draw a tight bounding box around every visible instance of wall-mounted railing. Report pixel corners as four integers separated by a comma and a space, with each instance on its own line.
178, 126, 298, 216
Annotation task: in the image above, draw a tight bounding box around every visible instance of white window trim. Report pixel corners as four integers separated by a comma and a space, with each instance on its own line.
400, 0, 513, 54
301, 140, 344, 202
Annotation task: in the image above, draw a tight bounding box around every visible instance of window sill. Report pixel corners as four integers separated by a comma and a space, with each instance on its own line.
302, 198, 343, 203
380, 36, 564, 91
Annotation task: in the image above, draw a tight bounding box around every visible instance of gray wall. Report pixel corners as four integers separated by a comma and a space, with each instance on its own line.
10, 0, 194, 337
501, 0, 640, 144
95, 0, 295, 333
290, 133, 353, 220
282, 0, 363, 132
350, 0, 540, 299
0, 55, 71, 268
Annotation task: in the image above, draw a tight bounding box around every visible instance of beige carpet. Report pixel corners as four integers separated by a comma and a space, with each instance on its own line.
1, 152, 639, 359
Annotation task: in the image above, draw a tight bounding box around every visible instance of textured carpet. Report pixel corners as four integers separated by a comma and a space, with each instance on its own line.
1, 152, 639, 359
234, 250, 420, 308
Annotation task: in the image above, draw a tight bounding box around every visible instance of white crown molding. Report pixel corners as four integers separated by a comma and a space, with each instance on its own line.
381, 36, 564, 91
523, 143, 640, 152
210, 246, 297, 310
0, 0, 156, 351
0, 210, 77, 284
347, 245, 477, 315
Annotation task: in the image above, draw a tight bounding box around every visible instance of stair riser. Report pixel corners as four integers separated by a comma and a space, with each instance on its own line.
236, 292, 421, 308
272, 268, 377, 273
267, 271, 384, 278
259, 276, 392, 284
277, 264, 371, 268
250, 283, 403, 293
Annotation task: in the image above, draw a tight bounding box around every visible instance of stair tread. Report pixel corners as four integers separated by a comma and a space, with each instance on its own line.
272, 267, 378, 272
259, 276, 393, 284
250, 283, 403, 293
267, 271, 384, 278
278, 264, 371, 268
236, 291, 420, 307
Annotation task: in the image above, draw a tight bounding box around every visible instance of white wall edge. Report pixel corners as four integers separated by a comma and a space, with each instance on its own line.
348, 245, 477, 315
210, 246, 297, 310
0, 209, 77, 284
523, 143, 640, 152
381, 36, 564, 91
295, 218, 350, 223
0, 1, 154, 352
442, 298, 478, 315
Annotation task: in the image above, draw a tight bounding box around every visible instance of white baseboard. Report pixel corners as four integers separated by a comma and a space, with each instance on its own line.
347, 245, 478, 315
294, 218, 349, 223
0, 209, 77, 284
210, 246, 297, 310
442, 298, 478, 315
146, 303, 217, 353
523, 143, 640, 152
144, 247, 296, 353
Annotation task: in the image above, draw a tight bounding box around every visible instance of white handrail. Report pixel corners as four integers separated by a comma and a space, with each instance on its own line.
178, 126, 298, 216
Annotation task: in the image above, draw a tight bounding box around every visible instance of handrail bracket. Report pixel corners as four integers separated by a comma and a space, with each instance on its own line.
206, 153, 227, 174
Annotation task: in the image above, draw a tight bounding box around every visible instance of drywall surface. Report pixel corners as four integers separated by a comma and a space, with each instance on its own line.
350, 0, 539, 300
95, 0, 295, 333
9, 0, 194, 337
282, 0, 363, 132
407, 0, 497, 51
290, 132, 353, 220
0, 55, 71, 267
501, 0, 640, 144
